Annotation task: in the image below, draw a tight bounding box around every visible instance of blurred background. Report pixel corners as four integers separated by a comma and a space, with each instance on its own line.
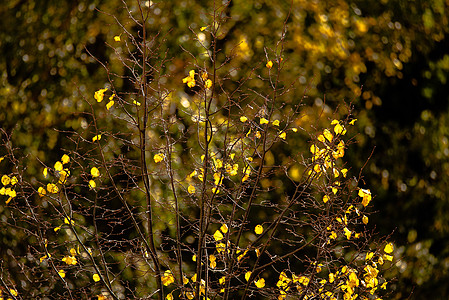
1, 0, 449, 298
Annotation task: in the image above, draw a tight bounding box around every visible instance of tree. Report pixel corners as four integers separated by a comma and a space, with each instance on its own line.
0, 1, 394, 299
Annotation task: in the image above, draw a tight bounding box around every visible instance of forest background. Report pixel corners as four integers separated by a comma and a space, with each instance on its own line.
1, 0, 449, 298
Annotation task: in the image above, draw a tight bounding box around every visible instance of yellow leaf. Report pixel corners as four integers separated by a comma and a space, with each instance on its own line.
153, 153, 165, 163
106, 100, 114, 110
255, 224, 263, 235
358, 188, 372, 206
43, 167, 48, 178
93, 274, 100, 282
40, 254, 50, 262
161, 270, 175, 286
54, 161, 63, 171
62, 256, 77, 265
213, 172, 223, 185
1, 175, 10, 185
272, 119, 280, 126
47, 183, 59, 194
61, 154, 70, 164
188, 185, 195, 194
58, 269, 66, 278
240, 116, 248, 122
384, 242, 394, 254
378, 256, 384, 265
362, 215, 369, 224
323, 129, 333, 142
183, 70, 196, 87
94, 88, 108, 103
2, 187, 14, 198
333, 168, 340, 178
213, 230, 224, 241
114, 35, 121, 42
237, 249, 248, 261
10, 176, 18, 185
91, 167, 100, 177
254, 278, 265, 288
89, 180, 96, 189
92, 134, 102, 142
344, 227, 351, 239
334, 122, 346, 135
348, 272, 359, 287
220, 223, 228, 234
205, 79, 212, 89
10, 289, 18, 296
266, 60, 273, 69
323, 195, 329, 203
216, 243, 226, 253
260, 117, 269, 125
58, 169, 69, 184
384, 254, 393, 261
245, 271, 252, 282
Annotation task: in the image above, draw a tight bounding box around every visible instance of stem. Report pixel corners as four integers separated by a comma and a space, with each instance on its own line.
136, 1, 163, 299
164, 123, 185, 286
